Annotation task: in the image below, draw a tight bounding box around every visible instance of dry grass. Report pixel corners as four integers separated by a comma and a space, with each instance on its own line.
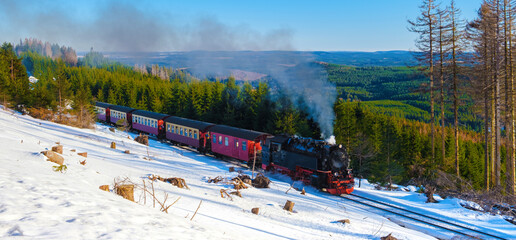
27, 107, 94, 129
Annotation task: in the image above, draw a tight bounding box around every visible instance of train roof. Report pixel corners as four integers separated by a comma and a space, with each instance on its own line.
109, 104, 135, 113
95, 102, 113, 109
209, 125, 271, 141
267, 135, 290, 144
164, 116, 215, 131
132, 110, 169, 120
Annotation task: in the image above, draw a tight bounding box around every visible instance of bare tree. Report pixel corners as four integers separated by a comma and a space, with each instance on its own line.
502, 0, 516, 195
436, 7, 450, 166
468, 0, 503, 190
409, 0, 439, 163
448, 0, 466, 177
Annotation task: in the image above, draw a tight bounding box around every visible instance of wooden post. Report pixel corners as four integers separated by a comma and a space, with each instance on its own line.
111, 142, 116, 149
251, 208, 259, 215
252, 144, 257, 179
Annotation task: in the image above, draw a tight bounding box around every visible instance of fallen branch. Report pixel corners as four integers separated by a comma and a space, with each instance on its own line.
190, 200, 203, 221
220, 189, 233, 201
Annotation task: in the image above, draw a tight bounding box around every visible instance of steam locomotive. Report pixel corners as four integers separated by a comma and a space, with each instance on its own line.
95, 101, 354, 194
262, 135, 354, 194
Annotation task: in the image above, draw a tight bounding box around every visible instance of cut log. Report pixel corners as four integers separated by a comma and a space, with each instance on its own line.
109, 127, 115, 132
51, 145, 63, 154
124, 150, 130, 154
251, 207, 259, 215
283, 200, 295, 212
79, 160, 86, 165
337, 219, 350, 224
70, 149, 76, 152
99, 185, 109, 192
78, 152, 87, 157
301, 188, 306, 195
110, 142, 116, 149
115, 184, 134, 201
42, 150, 64, 165
381, 233, 397, 240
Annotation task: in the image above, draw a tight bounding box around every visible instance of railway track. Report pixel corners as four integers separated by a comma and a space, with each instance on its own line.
341, 193, 507, 240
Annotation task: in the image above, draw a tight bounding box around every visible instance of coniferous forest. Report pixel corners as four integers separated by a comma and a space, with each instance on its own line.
0, 0, 516, 200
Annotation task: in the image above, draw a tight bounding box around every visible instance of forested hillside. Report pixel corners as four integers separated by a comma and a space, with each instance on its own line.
325, 63, 482, 131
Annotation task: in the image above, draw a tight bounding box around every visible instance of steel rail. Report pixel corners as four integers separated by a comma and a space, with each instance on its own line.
342, 193, 506, 240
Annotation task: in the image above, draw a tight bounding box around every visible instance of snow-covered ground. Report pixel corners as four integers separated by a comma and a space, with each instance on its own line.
0, 108, 514, 239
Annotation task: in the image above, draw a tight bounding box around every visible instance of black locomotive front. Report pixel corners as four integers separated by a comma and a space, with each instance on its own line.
262, 135, 354, 194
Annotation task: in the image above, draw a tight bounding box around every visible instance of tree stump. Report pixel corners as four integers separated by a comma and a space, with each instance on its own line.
110, 142, 116, 149
116, 184, 134, 201
283, 200, 295, 212
78, 152, 87, 157
251, 208, 259, 215
124, 150, 130, 154
425, 185, 438, 203
301, 188, 306, 195
109, 127, 115, 132
252, 174, 270, 188
134, 134, 149, 146
99, 185, 109, 192
51, 145, 63, 154
42, 150, 64, 165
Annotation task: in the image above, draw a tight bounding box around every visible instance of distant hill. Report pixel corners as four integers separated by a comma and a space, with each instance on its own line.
81, 51, 416, 80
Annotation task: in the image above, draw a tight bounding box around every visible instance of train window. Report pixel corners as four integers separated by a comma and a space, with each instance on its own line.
236, 141, 239, 148
171, 125, 174, 133
242, 141, 246, 151
224, 137, 228, 146
219, 136, 222, 144
189, 130, 192, 138
213, 134, 216, 143
180, 128, 183, 135
194, 131, 197, 139
175, 126, 178, 134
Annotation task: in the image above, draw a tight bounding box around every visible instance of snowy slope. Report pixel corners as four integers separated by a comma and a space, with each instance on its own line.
0, 108, 513, 239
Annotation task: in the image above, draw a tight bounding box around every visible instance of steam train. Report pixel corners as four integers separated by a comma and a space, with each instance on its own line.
95, 101, 354, 194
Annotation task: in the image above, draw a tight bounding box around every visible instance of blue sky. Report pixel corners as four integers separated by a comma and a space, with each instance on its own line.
0, 0, 483, 52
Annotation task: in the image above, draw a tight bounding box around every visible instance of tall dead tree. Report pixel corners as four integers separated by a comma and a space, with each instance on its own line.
503, 0, 516, 195
492, 0, 503, 188
468, 0, 505, 189
409, 0, 438, 163
467, 1, 498, 190
448, 0, 465, 177
437, 7, 450, 166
